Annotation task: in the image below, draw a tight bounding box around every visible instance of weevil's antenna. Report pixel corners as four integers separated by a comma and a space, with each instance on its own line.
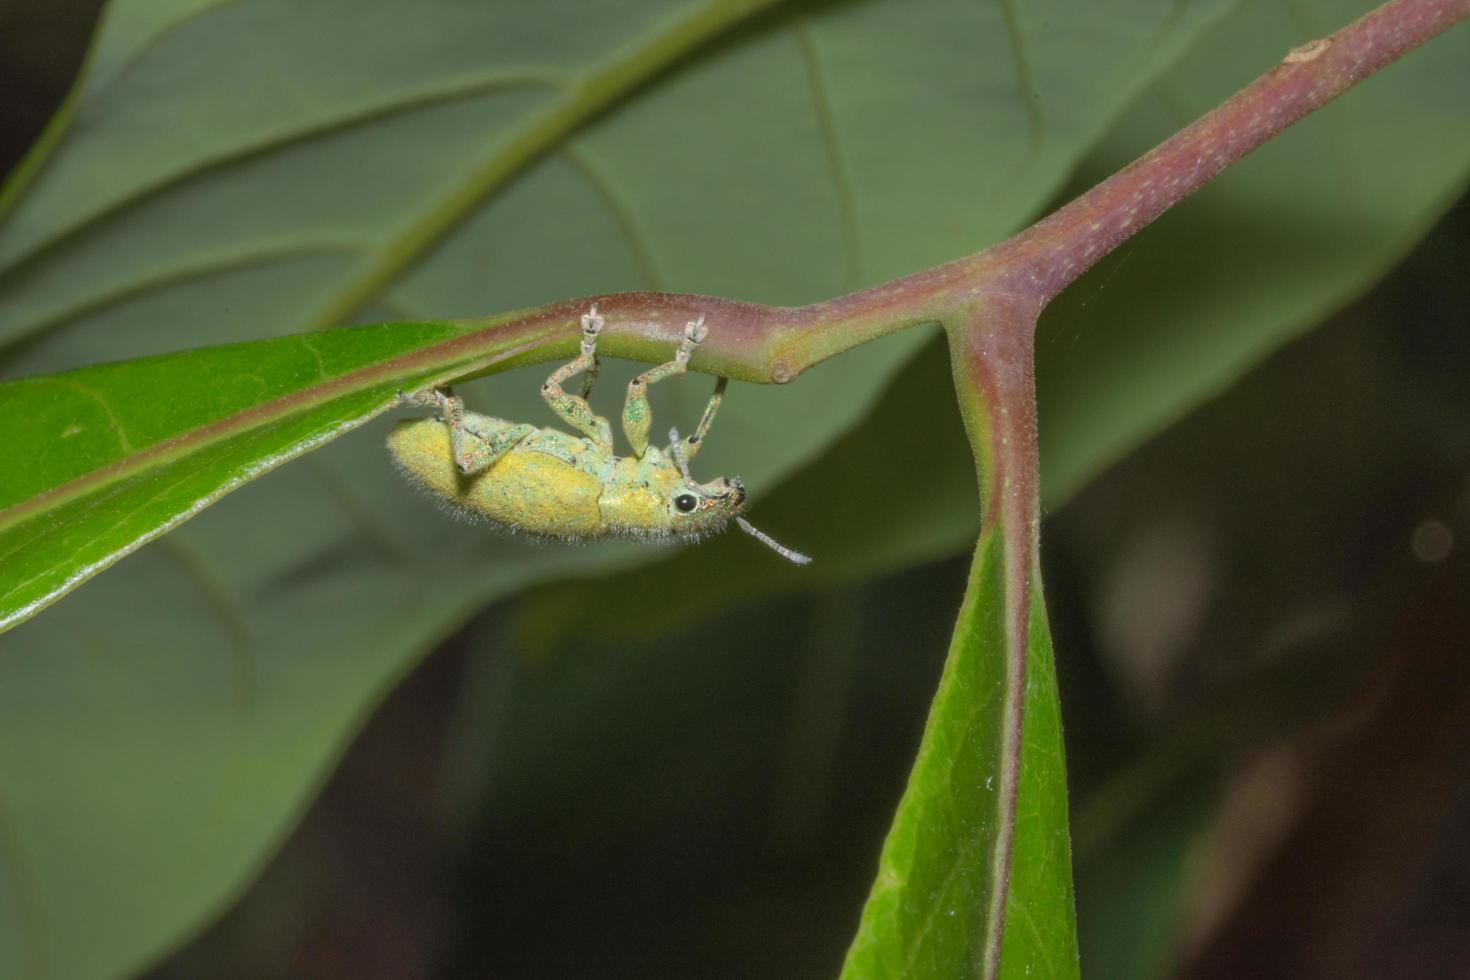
736, 516, 812, 565
668, 426, 695, 487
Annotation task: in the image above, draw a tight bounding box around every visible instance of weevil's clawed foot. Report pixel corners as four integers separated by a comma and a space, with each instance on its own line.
676, 313, 707, 365
684, 313, 708, 347
580, 304, 604, 347
399, 386, 458, 421
398, 386, 445, 409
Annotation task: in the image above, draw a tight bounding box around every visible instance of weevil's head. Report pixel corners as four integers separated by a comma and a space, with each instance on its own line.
660, 428, 810, 564
667, 473, 747, 538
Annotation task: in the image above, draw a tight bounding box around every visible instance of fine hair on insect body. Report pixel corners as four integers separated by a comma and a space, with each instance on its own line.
388, 305, 810, 564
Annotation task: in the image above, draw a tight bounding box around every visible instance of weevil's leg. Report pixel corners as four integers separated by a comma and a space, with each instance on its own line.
622, 313, 708, 458
579, 347, 601, 400
668, 427, 694, 485
453, 418, 535, 476
542, 305, 614, 454
418, 387, 533, 475
680, 376, 727, 462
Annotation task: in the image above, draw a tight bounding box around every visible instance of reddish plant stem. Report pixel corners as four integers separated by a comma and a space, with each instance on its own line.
974, 0, 1470, 305
944, 298, 1042, 980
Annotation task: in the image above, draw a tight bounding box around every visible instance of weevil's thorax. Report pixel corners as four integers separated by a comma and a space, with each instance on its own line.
599, 447, 746, 540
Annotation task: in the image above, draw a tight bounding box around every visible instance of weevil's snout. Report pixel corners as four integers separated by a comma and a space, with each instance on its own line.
720, 476, 747, 506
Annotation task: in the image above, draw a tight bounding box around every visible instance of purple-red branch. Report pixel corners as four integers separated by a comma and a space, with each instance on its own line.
947, 299, 1043, 980
980, 0, 1470, 305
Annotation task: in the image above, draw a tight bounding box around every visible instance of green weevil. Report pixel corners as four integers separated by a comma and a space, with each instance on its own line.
387, 305, 811, 564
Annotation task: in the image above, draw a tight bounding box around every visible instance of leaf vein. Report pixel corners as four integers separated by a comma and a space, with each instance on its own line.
156, 534, 257, 713
560, 144, 667, 291
0, 790, 49, 980
795, 21, 863, 290
60, 377, 133, 453
0, 72, 566, 285
994, 0, 1046, 156
2, 242, 363, 350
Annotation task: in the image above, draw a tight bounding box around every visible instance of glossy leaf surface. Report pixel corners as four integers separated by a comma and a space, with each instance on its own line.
840, 536, 1076, 978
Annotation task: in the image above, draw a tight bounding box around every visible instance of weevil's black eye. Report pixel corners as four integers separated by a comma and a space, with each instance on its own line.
674, 494, 698, 513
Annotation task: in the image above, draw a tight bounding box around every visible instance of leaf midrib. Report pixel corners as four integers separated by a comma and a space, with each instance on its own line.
0, 319, 556, 537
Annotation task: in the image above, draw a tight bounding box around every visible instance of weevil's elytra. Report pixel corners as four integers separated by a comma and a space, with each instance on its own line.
388, 305, 810, 564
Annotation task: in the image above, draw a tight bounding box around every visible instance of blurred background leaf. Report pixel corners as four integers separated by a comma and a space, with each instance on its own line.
0, 0, 1466, 978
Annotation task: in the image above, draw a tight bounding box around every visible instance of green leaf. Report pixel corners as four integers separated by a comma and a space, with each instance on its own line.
840, 538, 1077, 978
0, 319, 468, 629
0, 300, 858, 632
835, 296, 1077, 978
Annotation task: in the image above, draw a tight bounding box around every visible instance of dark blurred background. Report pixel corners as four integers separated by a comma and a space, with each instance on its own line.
5, 3, 1467, 978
